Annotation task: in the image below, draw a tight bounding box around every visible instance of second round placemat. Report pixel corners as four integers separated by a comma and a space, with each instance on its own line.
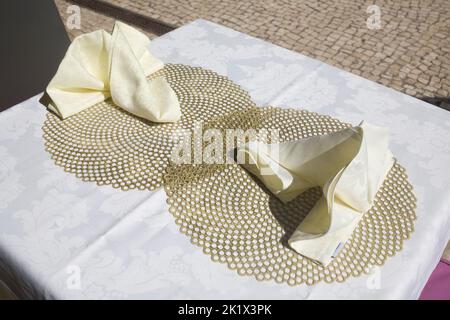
164, 107, 417, 285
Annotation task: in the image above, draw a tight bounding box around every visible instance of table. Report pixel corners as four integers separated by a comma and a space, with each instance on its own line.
0, 19, 449, 299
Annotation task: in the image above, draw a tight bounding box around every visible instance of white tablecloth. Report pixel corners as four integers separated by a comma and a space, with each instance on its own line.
0, 19, 449, 300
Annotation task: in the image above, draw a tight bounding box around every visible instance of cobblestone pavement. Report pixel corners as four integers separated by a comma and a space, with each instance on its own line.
444, 244, 450, 261
54, 0, 158, 39
54, 0, 450, 105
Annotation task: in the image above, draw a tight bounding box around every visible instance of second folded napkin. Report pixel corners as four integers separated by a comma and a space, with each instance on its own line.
237, 122, 394, 265
45, 21, 180, 122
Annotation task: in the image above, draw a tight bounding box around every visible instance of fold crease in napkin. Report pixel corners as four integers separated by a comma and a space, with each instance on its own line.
237, 122, 394, 265
45, 21, 180, 122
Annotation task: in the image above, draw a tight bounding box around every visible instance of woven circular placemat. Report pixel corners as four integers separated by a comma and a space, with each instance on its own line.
42, 64, 256, 190
164, 107, 417, 285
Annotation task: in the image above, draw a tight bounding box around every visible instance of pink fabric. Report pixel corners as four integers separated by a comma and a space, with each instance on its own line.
419, 259, 450, 300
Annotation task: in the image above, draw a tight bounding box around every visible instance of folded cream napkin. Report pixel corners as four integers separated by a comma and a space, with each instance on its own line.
237, 122, 394, 265
45, 21, 180, 122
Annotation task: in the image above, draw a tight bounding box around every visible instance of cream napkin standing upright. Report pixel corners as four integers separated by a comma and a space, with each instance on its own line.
45, 21, 180, 122
237, 122, 394, 266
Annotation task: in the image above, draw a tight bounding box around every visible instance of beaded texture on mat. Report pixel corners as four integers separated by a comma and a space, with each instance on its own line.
42, 64, 256, 190
164, 107, 417, 286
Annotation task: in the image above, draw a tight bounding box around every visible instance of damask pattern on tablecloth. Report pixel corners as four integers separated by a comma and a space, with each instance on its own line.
0, 20, 449, 299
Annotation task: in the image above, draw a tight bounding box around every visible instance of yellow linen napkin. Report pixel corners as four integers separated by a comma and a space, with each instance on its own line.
45, 21, 180, 122
237, 122, 394, 265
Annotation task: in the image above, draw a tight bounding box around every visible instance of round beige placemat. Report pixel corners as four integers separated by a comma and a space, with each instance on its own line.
42, 64, 256, 190
164, 107, 417, 285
